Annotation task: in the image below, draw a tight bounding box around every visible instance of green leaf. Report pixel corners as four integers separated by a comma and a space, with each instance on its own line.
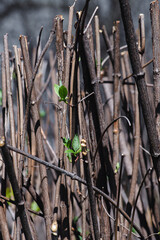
72, 134, 81, 152
114, 162, 120, 173
65, 149, 75, 154
66, 152, 72, 162
40, 109, 46, 118
59, 85, 68, 100
132, 227, 137, 234
77, 227, 82, 240
62, 137, 71, 149
6, 187, 14, 200
31, 201, 40, 212
12, 71, 16, 80
75, 148, 82, 155
73, 216, 79, 224
54, 84, 60, 97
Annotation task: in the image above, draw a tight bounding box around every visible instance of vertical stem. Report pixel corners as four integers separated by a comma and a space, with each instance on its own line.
20, 36, 52, 240
115, 156, 124, 240
0, 201, 10, 240
0, 139, 33, 240
95, 15, 101, 81
64, 4, 74, 89
119, 0, 160, 185
4, 34, 17, 177
82, 29, 117, 196
55, 15, 64, 85
112, 21, 121, 240
150, 0, 160, 140
77, 70, 86, 239
102, 25, 114, 65
128, 168, 152, 240
13, 45, 24, 145
113, 21, 121, 177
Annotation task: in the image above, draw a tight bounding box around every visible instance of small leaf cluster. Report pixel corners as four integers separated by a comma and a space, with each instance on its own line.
54, 81, 68, 103
63, 134, 81, 162
31, 201, 40, 212
114, 162, 120, 174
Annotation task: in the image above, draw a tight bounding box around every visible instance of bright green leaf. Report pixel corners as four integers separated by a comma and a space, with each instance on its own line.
132, 227, 137, 234
114, 162, 120, 173
59, 85, 68, 100
72, 134, 81, 152
54, 84, 60, 97
75, 148, 82, 155
66, 153, 72, 162
65, 149, 75, 154
59, 98, 67, 103
31, 201, 40, 212
6, 187, 14, 205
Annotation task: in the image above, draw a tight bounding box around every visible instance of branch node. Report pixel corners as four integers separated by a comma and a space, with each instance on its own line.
133, 71, 145, 79
18, 201, 25, 206
0, 136, 5, 147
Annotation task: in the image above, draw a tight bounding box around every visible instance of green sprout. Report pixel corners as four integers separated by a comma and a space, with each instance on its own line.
62, 134, 82, 162
54, 82, 68, 103
114, 162, 120, 174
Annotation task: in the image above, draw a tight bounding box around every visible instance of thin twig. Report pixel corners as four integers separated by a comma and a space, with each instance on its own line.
32, 57, 56, 104
128, 168, 152, 240
83, 6, 99, 34
115, 155, 124, 240
123, 58, 153, 82
139, 145, 151, 156
34, 26, 43, 67
20, 21, 56, 154
93, 116, 131, 161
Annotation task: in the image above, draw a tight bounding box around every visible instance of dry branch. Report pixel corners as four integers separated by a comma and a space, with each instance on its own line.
7, 143, 144, 238
0, 137, 33, 240
119, 0, 160, 186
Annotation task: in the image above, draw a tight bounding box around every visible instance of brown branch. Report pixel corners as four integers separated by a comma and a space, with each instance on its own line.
113, 21, 121, 184
20, 35, 52, 240
150, 0, 160, 139
0, 200, 10, 240
93, 116, 131, 162
7, 143, 144, 239
95, 15, 101, 80
128, 168, 152, 240
115, 155, 124, 240
34, 26, 43, 67
119, 0, 160, 186
123, 58, 153, 82
19, 20, 56, 155
4, 34, 17, 177
0, 137, 33, 240
102, 25, 114, 65
82, 28, 117, 196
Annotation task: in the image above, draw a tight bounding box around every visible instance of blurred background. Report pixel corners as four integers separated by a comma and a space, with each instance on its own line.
0, 0, 153, 58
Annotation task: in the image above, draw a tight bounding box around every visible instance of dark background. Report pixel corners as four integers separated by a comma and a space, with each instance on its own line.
0, 0, 153, 58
